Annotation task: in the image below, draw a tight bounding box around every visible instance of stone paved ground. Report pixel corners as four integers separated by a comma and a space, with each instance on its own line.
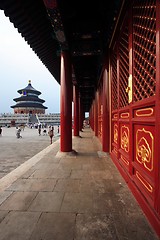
0, 126, 59, 178
0, 128, 159, 239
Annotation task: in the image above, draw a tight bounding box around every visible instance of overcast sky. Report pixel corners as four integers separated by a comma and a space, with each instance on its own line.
0, 10, 60, 114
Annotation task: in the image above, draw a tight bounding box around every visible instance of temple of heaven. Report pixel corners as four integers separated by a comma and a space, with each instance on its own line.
11, 80, 48, 114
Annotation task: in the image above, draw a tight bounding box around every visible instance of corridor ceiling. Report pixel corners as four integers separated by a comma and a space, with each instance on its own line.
0, 0, 122, 112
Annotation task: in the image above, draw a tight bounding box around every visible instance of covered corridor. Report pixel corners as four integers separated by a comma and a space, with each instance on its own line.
0, 0, 160, 237
0, 128, 158, 239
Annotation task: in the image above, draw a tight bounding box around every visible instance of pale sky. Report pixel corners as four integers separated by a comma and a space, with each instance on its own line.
0, 10, 60, 114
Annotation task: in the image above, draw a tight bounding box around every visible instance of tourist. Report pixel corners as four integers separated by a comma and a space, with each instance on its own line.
0, 126, 2, 136
49, 126, 54, 144
38, 123, 42, 136
16, 127, 22, 138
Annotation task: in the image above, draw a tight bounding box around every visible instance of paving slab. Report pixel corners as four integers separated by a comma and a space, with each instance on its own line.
0, 128, 159, 240
0, 126, 59, 178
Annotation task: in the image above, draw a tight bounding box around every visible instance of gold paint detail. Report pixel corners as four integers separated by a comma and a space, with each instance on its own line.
121, 125, 129, 152
136, 108, 154, 117
136, 128, 154, 172
120, 155, 129, 166
120, 112, 129, 119
136, 171, 153, 193
126, 74, 132, 103
113, 114, 118, 119
113, 147, 117, 155
114, 124, 118, 144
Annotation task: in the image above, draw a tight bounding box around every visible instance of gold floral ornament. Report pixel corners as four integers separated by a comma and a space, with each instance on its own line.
121, 126, 129, 152
114, 124, 118, 143
136, 128, 154, 172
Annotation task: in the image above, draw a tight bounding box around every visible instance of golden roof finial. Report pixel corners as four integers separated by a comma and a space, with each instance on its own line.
28, 80, 31, 84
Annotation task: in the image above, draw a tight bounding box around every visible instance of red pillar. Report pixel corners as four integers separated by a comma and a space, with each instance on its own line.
60, 51, 72, 152
79, 97, 83, 131
73, 85, 79, 136
94, 93, 98, 137
102, 68, 109, 152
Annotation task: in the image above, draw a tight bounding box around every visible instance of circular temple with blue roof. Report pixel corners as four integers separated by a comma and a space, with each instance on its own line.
11, 80, 48, 114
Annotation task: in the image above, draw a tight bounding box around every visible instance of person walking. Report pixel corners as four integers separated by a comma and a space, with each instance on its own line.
16, 127, 22, 138
49, 126, 54, 144
38, 123, 42, 136
0, 126, 2, 136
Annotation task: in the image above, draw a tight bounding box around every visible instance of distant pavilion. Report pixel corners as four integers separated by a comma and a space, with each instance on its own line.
11, 80, 47, 114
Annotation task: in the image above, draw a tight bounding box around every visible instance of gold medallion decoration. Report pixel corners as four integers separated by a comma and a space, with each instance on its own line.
114, 124, 118, 144
136, 128, 154, 172
121, 125, 129, 152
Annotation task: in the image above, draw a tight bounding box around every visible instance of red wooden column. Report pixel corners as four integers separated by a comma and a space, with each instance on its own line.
91, 103, 94, 130
94, 92, 98, 137
89, 104, 94, 130
102, 68, 109, 152
73, 85, 79, 136
60, 51, 72, 152
79, 96, 83, 131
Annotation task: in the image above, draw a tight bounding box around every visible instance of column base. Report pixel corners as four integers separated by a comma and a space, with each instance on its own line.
56, 149, 78, 158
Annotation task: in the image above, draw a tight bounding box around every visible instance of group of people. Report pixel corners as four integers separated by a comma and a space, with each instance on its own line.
37, 124, 60, 144
0, 125, 60, 143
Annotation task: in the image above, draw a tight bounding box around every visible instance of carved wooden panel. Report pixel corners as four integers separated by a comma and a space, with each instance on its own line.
133, 124, 155, 204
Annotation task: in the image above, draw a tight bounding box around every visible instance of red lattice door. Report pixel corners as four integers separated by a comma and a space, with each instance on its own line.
132, 0, 157, 209
111, 0, 160, 234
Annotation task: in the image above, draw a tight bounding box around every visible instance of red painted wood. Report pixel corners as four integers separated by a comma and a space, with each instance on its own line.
155, 0, 160, 215
73, 85, 79, 136
60, 51, 72, 152
94, 93, 98, 137
79, 97, 83, 131
102, 68, 109, 152
43, 0, 57, 9
110, 1, 160, 237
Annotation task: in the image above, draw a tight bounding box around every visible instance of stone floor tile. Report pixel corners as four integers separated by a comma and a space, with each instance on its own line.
29, 169, 53, 178
32, 162, 59, 170
0, 211, 40, 240
28, 192, 64, 212
7, 178, 57, 192
93, 192, 114, 214
0, 191, 37, 211
111, 191, 143, 214
75, 213, 119, 240
79, 178, 95, 193
113, 211, 159, 240
0, 191, 13, 205
29, 178, 57, 192
54, 179, 80, 192
90, 170, 113, 180
58, 162, 82, 170
30, 212, 76, 240
6, 179, 32, 191
38, 155, 60, 164
70, 169, 90, 179
60, 192, 93, 213
0, 211, 9, 223
21, 168, 36, 179
50, 168, 71, 178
